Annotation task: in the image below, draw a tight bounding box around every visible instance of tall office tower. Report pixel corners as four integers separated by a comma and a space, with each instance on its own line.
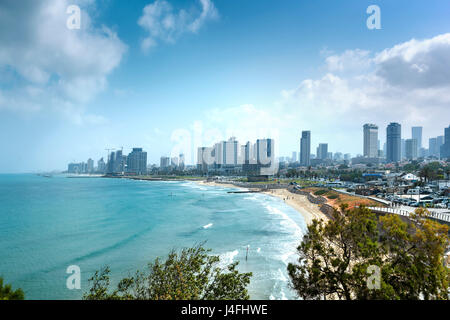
114, 150, 124, 173
256, 138, 275, 175
127, 148, 147, 175
106, 151, 115, 174
224, 137, 239, 166
412, 126, 423, 153
160, 156, 170, 168
197, 147, 211, 172
363, 124, 378, 158
179, 154, 185, 170
213, 142, 224, 166
97, 158, 106, 173
316, 143, 328, 160
429, 138, 437, 157
437, 135, 444, 151
256, 139, 273, 164
440, 125, 450, 159
291, 151, 297, 162
386, 122, 402, 163
87, 158, 94, 173
405, 139, 418, 160
300, 131, 311, 166
243, 141, 254, 164
401, 139, 406, 160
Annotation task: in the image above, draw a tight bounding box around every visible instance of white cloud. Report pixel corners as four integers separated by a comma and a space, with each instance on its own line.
278, 33, 450, 152
374, 33, 450, 88
138, 0, 218, 51
185, 33, 450, 157
0, 0, 127, 124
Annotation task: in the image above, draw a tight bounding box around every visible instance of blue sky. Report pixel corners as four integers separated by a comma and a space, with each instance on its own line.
1, 0, 450, 172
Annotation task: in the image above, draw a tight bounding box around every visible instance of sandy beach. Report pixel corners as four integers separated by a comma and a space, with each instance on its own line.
197, 180, 328, 225
261, 188, 328, 225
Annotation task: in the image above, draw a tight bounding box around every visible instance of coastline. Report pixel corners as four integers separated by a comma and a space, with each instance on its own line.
106, 175, 328, 225
197, 180, 328, 225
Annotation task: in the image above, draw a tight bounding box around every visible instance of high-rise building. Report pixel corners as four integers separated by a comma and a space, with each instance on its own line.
127, 148, 147, 175
300, 131, 311, 166
401, 139, 406, 160
363, 124, 378, 158
97, 158, 106, 173
256, 138, 275, 175
224, 137, 239, 166
106, 151, 124, 174
405, 139, 418, 160
291, 151, 297, 163
412, 126, 423, 153
114, 150, 125, 173
106, 151, 115, 174
440, 125, 450, 159
316, 143, 328, 160
386, 122, 401, 163
160, 156, 170, 168
179, 153, 185, 170
429, 138, 438, 157
87, 158, 94, 173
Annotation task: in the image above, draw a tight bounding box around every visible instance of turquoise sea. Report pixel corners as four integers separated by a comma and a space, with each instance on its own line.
0, 174, 307, 300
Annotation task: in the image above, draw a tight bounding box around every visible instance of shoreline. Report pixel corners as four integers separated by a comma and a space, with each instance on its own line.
105, 175, 328, 225
197, 180, 328, 225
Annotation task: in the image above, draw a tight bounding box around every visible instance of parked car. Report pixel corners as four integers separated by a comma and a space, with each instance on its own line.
407, 188, 420, 195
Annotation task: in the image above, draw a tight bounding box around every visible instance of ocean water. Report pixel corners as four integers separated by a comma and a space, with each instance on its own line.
0, 174, 307, 300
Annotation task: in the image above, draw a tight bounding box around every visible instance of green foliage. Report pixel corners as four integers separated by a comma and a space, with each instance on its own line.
314, 189, 328, 196
0, 277, 24, 300
419, 162, 447, 183
327, 194, 339, 200
84, 244, 252, 300
288, 205, 449, 300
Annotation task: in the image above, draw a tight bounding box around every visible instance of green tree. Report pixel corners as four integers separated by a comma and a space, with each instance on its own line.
0, 277, 24, 300
288, 205, 449, 300
84, 244, 252, 300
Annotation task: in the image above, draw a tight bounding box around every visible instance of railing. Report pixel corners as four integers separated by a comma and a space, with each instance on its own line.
366, 206, 450, 223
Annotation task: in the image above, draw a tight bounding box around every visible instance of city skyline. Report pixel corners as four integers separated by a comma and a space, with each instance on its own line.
1, 1, 450, 172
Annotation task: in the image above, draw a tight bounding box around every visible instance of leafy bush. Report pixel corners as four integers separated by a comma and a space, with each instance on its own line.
0, 277, 24, 300
84, 244, 252, 300
314, 189, 328, 196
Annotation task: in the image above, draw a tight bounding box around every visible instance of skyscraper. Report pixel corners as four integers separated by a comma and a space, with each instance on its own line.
386, 122, 401, 163
440, 125, 450, 159
127, 148, 147, 175
87, 158, 94, 173
363, 124, 378, 158
256, 138, 276, 175
412, 126, 422, 155
405, 139, 418, 160
291, 151, 297, 162
300, 131, 311, 166
429, 138, 438, 157
160, 156, 170, 168
316, 143, 328, 160
97, 158, 106, 173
